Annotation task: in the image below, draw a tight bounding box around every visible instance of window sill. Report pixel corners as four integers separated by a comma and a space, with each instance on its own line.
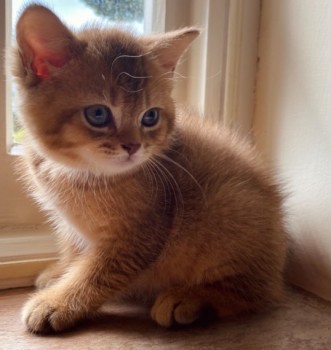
0, 286, 330, 348
0, 258, 56, 290
0, 225, 57, 290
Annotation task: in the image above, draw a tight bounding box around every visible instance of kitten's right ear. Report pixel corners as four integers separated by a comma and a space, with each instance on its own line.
143, 28, 200, 73
16, 5, 80, 79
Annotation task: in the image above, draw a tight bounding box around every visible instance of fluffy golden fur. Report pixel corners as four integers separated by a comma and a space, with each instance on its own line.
11, 4, 287, 334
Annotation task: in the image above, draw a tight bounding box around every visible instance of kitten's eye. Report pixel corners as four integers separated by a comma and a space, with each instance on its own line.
84, 105, 112, 128
141, 108, 160, 127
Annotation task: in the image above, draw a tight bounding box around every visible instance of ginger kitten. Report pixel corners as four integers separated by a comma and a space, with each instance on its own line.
10, 4, 287, 334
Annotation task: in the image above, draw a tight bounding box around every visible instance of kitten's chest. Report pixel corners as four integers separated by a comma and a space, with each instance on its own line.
54, 182, 112, 225
31, 161, 158, 243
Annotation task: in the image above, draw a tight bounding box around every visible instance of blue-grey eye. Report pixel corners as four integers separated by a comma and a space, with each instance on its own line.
84, 105, 112, 128
141, 108, 160, 127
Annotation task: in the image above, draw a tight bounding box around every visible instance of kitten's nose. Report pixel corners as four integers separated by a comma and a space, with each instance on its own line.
121, 143, 141, 156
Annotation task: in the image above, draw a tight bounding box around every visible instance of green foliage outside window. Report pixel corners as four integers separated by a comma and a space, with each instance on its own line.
81, 0, 144, 22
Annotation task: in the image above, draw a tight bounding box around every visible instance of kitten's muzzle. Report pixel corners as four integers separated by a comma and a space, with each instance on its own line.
121, 143, 141, 156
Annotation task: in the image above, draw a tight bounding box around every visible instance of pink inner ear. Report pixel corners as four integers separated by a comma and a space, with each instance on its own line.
32, 52, 68, 78
28, 35, 69, 78
32, 56, 49, 77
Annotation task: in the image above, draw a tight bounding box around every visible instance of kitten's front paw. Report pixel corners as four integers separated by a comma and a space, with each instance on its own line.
151, 288, 203, 327
22, 291, 83, 333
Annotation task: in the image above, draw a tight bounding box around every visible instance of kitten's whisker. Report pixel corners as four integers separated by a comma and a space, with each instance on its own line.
147, 71, 186, 91
147, 74, 185, 92
102, 89, 108, 102
142, 161, 178, 231
119, 86, 145, 93
172, 71, 187, 79
150, 157, 185, 218
115, 71, 152, 94
153, 160, 185, 229
110, 50, 155, 84
152, 68, 224, 86
156, 154, 207, 204
111, 51, 154, 71
141, 163, 157, 200
146, 160, 172, 221
165, 146, 190, 164
147, 159, 169, 213
173, 69, 223, 81
116, 71, 152, 81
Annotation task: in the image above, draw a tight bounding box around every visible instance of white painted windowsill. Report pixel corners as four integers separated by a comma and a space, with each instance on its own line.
0, 225, 57, 289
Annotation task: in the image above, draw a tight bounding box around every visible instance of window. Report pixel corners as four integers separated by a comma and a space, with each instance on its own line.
0, 0, 260, 289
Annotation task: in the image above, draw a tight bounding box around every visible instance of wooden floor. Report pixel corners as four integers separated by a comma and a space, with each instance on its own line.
0, 287, 330, 350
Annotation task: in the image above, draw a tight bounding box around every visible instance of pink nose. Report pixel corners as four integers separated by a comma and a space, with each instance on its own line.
121, 143, 141, 156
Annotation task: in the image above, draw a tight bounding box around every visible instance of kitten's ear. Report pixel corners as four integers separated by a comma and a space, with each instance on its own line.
145, 28, 200, 72
16, 5, 79, 79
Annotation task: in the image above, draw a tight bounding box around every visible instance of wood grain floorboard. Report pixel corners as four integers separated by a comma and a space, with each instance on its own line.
0, 287, 330, 350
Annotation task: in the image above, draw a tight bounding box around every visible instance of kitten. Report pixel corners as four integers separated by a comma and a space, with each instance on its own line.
10, 4, 287, 334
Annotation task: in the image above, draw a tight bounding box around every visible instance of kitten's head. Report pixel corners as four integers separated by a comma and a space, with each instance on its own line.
12, 4, 198, 176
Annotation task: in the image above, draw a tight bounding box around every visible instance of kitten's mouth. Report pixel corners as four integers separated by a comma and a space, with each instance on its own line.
104, 154, 146, 175
115, 153, 142, 166
119, 155, 135, 163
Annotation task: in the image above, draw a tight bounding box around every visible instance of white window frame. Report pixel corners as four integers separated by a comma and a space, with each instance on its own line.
145, 0, 260, 136
0, 0, 261, 289
0, 1, 45, 226
0, 0, 57, 289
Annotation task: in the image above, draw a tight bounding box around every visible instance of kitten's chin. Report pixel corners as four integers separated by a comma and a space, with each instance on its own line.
93, 159, 145, 177
78, 150, 148, 177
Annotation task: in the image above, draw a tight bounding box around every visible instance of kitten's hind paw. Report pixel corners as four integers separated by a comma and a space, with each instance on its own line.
151, 288, 204, 327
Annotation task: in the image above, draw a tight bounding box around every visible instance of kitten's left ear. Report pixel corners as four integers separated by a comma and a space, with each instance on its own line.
145, 27, 200, 73
16, 4, 81, 79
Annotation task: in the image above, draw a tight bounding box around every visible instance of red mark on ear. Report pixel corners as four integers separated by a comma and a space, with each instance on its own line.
32, 57, 49, 78
32, 53, 68, 79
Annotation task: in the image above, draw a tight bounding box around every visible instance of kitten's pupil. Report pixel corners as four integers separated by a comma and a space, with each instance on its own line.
142, 108, 160, 127
95, 109, 103, 118
84, 105, 112, 128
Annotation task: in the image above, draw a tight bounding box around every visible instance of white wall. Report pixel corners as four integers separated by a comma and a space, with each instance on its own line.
254, 0, 331, 300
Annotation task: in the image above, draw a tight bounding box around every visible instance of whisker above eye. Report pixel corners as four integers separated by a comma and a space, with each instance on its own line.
110, 50, 155, 84
119, 86, 145, 93
115, 71, 152, 93
116, 71, 152, 81
110, 51, 154, 71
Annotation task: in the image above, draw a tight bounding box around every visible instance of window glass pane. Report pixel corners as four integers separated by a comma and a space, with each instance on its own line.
11, 0, 145, 144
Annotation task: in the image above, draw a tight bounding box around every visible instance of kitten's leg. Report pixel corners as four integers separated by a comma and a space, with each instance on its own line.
22, 245, 145, 333
35, 242, 79, 289
35, 261, 67, 289
151, 278, 282, 327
